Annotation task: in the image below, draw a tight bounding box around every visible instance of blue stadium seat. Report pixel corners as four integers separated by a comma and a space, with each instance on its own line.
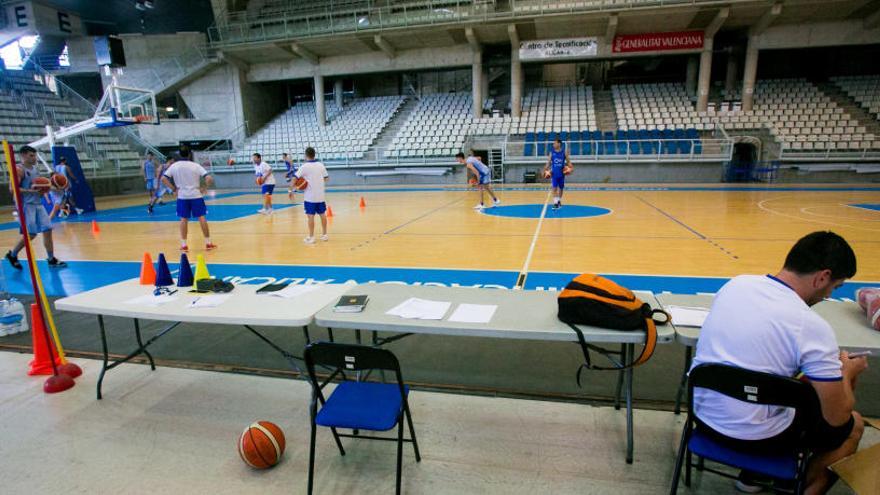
537, 132, 546, 156
686, 128, 699, 139
617, 141, 628, 155
524, 132, 535, 156
694, 141, 703, 154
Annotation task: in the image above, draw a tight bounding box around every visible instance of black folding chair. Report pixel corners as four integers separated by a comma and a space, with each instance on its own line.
670, 363, 819, 494
304, 342, 421, 495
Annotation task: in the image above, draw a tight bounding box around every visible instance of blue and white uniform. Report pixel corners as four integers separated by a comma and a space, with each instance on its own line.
50, 164, 70, 206
144, 159, 156, 190
466, 156, 491, 185
550, 148, 566, 189
19, 165, 52, 234
155, 163, 172, 199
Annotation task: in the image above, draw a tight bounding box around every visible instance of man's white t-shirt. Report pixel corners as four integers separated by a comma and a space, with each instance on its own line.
295, 160, 328, 203
163, 160, 208, 200
255, 161, 276, 185
691, 274, 842, 440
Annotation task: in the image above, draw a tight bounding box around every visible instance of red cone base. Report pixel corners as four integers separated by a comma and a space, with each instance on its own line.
58, 362, 82, 378
43, 373, 75, 394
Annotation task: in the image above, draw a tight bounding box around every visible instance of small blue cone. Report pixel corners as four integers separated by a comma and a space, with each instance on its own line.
177, 253, 194, 287
155, 253, 174, 287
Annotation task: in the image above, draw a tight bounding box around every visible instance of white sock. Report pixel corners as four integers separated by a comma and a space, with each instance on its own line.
180, 239, 187, 247
554, 197, 560, 205
205, 237, 212, 244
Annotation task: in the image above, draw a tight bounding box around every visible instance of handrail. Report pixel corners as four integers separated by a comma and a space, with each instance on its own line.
204, 121, 250, 153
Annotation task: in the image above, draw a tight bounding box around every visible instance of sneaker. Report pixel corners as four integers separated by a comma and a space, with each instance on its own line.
180, 245, 189, 252
266, 208, 274, 214
303, 237, 315, 244
75, 208, 84, 215
47, 257, 67, 268
552, 203, 560, 210
147, 204, 154, 214
735, 471, 768, 493
473, 204, 485, 210
257, 208, 266, 214
320, 235, 329, 242
157, 201, 164, 206
205, 243, 218, 250
493, 198, 501, 206
5, 251, 22, 270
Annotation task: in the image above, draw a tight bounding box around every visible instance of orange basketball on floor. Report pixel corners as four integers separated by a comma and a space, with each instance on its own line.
238, 421, 286, 469
51, 173, 68, 189
563, 165, 573, 176
293, 177, 308, 191
31, 176, 51, 192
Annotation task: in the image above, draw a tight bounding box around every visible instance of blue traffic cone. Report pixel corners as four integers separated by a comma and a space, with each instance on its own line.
177, 253, 194, 287
155, 253, 174, 287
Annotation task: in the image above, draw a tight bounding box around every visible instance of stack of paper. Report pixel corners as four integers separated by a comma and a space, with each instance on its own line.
124, 294, 178, 307
386, 298, 451, 320
267, 284, 320, 299
667, 306, 710, 327
448, 303, 497, 324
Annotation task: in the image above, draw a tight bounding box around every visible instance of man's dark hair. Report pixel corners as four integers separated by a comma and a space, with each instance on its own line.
554, 139, 561, 144
59, 157, 67, 163
305, 147, 316, 159
784, 231, 856, 280
455, 152, 465, 159
282, 153, 288, 157
178, 145, 192, 160
19, 145, 36, 155
252, 152, 261, 160
147, 151, 154, 156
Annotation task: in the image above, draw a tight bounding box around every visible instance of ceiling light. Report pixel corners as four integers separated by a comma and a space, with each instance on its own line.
135, 2, 146, 11
357, 16, 369, 27
144, 0, 155, 8
165, 106, 175, 112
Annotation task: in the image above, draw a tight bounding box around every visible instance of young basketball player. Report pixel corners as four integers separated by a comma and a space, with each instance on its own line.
148, 156, 173, 213
281, 153, 297, 183
290, 147, 329, 244
253, 152, 276, 214
5, 145, 67, 269
455, 151, 500, 210
544, 139, 572, 210
162, 146, 216, 251
143, 152, 157, 202
48, 156, 78, 220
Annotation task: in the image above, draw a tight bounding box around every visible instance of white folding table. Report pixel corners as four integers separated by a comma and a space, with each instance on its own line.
315, 283, 674, 464
55, 279, 353, 399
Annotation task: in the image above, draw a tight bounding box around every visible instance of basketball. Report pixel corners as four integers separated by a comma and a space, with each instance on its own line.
51, 173, 68, 189
227, 158, 235, 166
256, 176, 265, 186
237, 421, 286, 469
468, 178, 477, 187
563, 166, 573, 176
542, 169, 551, 179
31, 176, 51, 192
293, 177, 308, 191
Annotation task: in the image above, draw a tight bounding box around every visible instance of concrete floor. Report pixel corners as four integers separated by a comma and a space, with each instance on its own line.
0, 352, 875, 495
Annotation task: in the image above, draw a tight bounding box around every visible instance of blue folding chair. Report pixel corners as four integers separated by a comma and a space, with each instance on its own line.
305, 342, 421, 495
670, 364, 818, 495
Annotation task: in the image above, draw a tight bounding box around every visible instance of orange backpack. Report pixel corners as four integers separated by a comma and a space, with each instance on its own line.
558, 274, 669, 378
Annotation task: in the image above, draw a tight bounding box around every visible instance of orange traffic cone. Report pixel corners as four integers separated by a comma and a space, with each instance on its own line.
327, 205, 334, 217
139, 252, 156, 285
91, 220, 100, 235
359, 197, 366, 208
28, 303, 63, 376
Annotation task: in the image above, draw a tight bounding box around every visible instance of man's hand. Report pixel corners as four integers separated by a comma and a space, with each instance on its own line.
841, 351, 868, 389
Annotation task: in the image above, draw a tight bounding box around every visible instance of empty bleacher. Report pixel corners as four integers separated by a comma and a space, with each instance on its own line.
233, 96, 405, 164
833, 75, 880, 121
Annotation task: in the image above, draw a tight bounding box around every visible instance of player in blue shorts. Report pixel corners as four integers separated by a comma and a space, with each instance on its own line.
148, 156, 173, 213
252, 152, 276, 214
48, 156, 79, 220
281, 153, 297, 183
292, 147, 330, 244
544, 139, 573, 210
161, 146, 217, 252
456, 151, 500, 210
143, 152, 157, 202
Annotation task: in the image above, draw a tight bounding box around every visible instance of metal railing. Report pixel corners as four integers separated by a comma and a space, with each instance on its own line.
777, 142, 880, 162
209, 0, 765, 47
504, 138, 733, 163
111, 43, 217, 96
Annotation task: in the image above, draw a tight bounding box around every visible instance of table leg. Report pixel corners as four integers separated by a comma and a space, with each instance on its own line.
302, 325, 311, 344
97, 315, 109, 400
614, 344, 626, 410
133, 319, 156, 371
625, 343, 635, 464
327, 328, 335, 342
674, 346, 693, 415
372, 331, 387, 383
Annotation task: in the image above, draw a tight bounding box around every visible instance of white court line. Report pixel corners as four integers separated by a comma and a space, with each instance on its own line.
515, 188, 553, 290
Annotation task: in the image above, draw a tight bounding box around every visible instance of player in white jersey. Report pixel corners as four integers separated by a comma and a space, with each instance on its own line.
291, 147, 329, 244
455, 151, 500, 210
252, 152, 276, 214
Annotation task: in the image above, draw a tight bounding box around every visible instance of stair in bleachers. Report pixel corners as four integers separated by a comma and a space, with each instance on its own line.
832, 75, 880, 121
819, 81, 880, 137
365, 97, 417, 161
593, 90, 617, 132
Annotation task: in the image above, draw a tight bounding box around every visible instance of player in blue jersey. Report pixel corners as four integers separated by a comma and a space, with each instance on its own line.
48, 156, 79, 220
456, 151, 500, 210
544, 139, 573, 210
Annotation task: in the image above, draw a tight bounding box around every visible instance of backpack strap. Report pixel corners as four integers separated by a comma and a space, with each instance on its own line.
568, 307, 669, 381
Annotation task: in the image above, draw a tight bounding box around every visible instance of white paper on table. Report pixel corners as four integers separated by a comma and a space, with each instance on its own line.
188, 294, 231, 308
386, 297, 452, 320
447, 303, 497, 324
123, 294, 178, 307
667, 306, 710, 327
268, 284, 320, 299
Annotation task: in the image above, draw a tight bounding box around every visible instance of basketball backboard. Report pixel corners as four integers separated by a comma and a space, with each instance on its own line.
95, 84, 159, 128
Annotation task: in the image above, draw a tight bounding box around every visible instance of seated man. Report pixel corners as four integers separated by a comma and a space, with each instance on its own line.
691, 231, 867, 494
